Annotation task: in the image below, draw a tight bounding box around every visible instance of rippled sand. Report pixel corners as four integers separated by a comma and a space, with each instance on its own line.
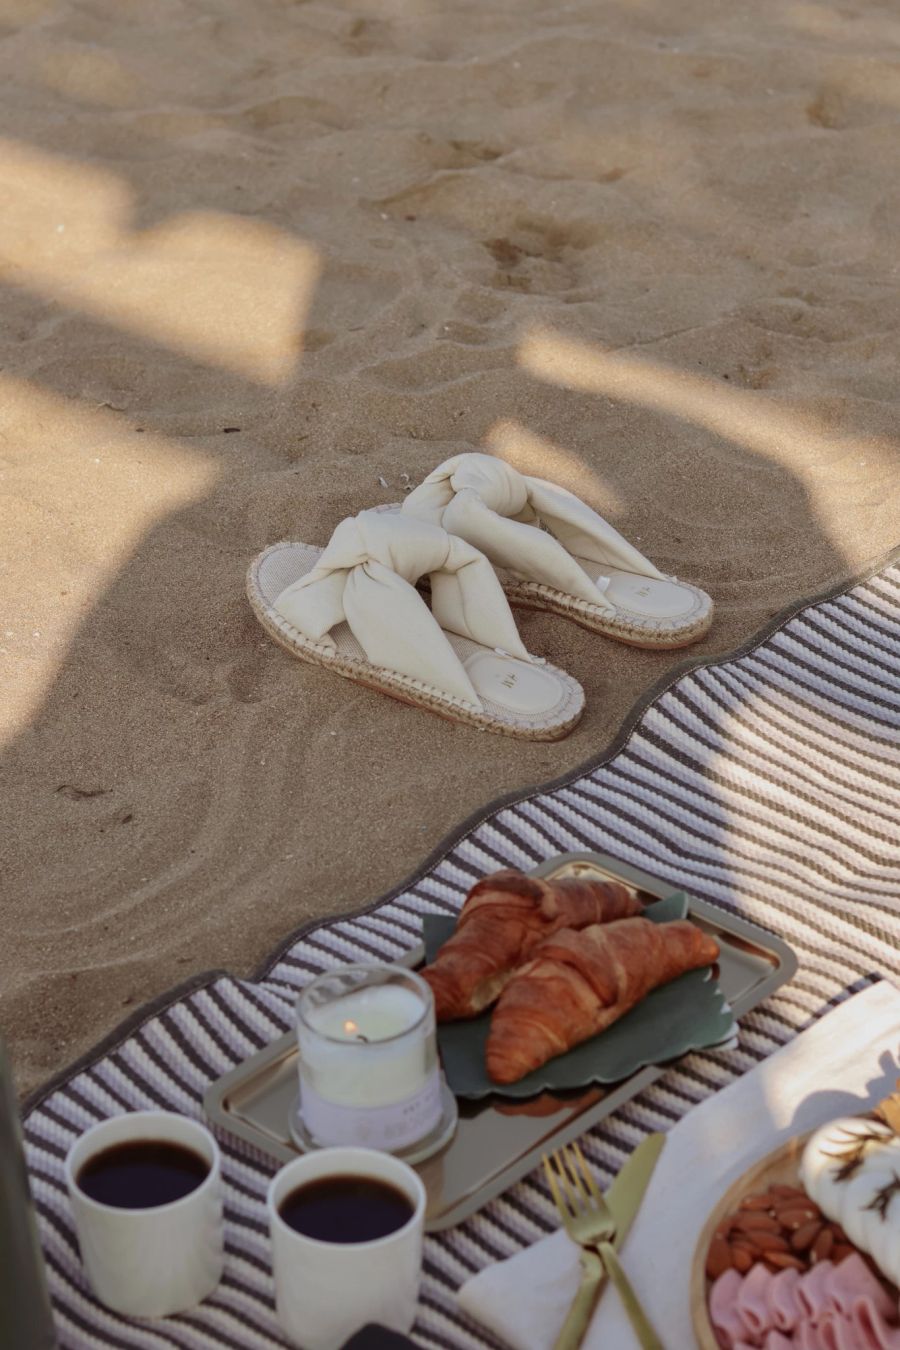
2, 0, 899, 1095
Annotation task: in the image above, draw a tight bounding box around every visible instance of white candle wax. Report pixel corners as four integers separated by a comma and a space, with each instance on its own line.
299, 985, 429, 1109
310, 986, 423, 1042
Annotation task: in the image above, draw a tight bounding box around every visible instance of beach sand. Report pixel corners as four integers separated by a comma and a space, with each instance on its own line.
2, 0, 899, 1097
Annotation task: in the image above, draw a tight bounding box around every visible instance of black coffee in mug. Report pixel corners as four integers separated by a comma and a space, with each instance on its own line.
278, 1174, 414, 1243
76, 1139, 210, 1209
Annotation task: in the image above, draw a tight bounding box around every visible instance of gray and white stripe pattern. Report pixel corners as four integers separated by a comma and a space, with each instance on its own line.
23, 558, 900, 1348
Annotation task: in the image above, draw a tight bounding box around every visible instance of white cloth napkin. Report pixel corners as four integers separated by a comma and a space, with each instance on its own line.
458, 980, 900, 1350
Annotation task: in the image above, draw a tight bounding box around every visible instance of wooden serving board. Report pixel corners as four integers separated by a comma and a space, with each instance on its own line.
690, 1132, 812, 1350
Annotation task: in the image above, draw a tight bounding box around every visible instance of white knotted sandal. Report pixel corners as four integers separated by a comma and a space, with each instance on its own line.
398, 453, 713, 650
247, 510, 584, 740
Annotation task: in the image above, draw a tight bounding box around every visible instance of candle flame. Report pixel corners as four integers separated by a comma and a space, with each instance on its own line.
344, 1019, 358, 1035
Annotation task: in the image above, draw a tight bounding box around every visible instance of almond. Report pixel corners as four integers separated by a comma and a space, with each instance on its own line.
812, 1229, 834, 1262
739, 1193, 776, 1211
706, 1237, 733, 1280
733, 1212, 782, 1234
736, 1236, 765, 1258
831, 1243, 855, 1265
751, 1232, 791, 1254
766, 1251, 806, 1271
770, 1185, 809, 1201
776, 1205, 820, 1230
829, 1224, 848, 1244
790, 1219, 823, 1252
714, 1220, 733, 1241
731, 1243, 755, 1273
762, 1254, 806, 1275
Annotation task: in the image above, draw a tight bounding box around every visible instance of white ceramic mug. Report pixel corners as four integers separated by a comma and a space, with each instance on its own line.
65, 1111, 224, 1318
267, 1146, 426, 1350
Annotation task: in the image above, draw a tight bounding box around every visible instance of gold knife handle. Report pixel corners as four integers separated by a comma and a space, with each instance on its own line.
553, 1248, 604, 1350
598, 1240, 664, 1350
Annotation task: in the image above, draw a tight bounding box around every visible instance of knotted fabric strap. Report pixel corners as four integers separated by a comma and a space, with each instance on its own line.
402, 453, 663, 614
272, 511, 533, 708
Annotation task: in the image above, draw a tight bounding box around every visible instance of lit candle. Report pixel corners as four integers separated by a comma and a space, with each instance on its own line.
296, 966, 443, 1151
301, 985, 427, 1106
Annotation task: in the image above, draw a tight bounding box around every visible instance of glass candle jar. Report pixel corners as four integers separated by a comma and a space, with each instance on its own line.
295, 965, 442, 1152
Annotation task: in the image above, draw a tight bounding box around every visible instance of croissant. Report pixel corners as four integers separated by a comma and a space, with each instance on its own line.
421, 868, 641, 1021
485, 917, 720, 1084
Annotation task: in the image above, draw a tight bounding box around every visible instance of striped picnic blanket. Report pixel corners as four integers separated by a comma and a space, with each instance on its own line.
23, 552, 900, 1349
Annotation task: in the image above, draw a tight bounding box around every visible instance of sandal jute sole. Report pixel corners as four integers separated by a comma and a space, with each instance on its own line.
247, 542, 585, 741
499, 574, 714, 650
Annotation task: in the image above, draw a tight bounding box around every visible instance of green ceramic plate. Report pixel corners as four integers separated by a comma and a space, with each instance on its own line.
424, 893, 736, 1100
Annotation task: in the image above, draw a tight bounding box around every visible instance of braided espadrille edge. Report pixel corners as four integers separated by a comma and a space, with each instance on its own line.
501, 577, 714, 649
246, 545, 585, 742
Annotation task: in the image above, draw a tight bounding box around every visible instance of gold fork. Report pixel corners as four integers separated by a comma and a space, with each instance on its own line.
543, 1142, 664, 1350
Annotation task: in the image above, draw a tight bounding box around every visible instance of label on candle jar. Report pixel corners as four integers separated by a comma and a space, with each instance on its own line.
299, 1068, 443, 1151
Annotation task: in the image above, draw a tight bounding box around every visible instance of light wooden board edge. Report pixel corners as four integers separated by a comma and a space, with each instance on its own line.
689, 1131, 811, 1350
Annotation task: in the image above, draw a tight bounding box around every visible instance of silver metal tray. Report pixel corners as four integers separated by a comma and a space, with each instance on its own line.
203, 851, 797, 1231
